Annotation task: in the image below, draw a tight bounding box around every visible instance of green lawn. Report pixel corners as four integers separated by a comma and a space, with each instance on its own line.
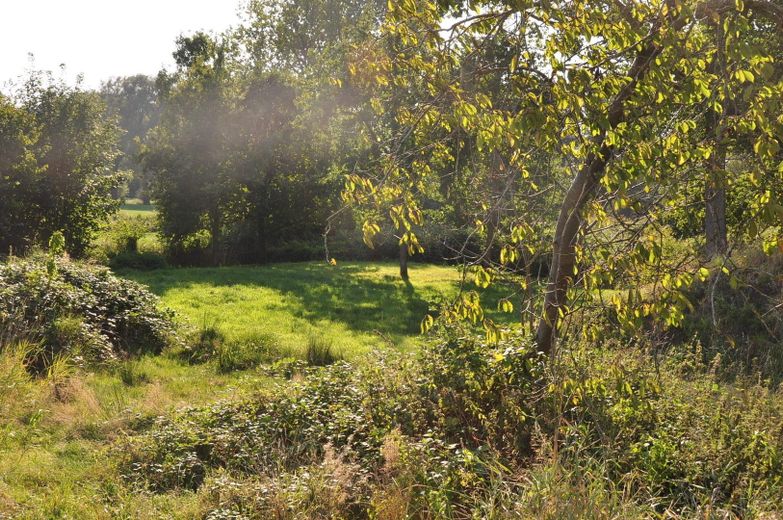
124, 262, 516, 359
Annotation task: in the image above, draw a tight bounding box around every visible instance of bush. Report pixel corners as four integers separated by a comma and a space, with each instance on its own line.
678, 246, 783, 382
109, 250, 167, 271
92, 213, 166, 270
0, 255, 176, 372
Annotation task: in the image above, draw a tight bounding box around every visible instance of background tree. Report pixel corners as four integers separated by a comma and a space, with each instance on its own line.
0, 73, 123, 257
101, 75, 161, 202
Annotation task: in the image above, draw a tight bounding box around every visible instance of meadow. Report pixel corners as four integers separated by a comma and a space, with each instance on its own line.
0, 261, 511, 517
123, 262, 514, 358
119, 200, 157, 219
2, 0, 782, 513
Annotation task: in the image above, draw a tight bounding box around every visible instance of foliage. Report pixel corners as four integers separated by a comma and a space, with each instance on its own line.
91, 211, 167, 270
101, 75, 161, 201
0, 73, 124, 257
549, 342, 783, 516
678, 245, 783, 380
0, 255, 176, 372
118, 323, 783, 517
345, 0, 783, 353
117, 330, 546, 511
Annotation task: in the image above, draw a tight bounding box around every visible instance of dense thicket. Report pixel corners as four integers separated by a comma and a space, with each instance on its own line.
120, 328, 783, 517
142, 35, 341, 265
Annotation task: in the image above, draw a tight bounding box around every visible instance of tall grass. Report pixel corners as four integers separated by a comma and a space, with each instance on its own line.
306, 334, 342, 366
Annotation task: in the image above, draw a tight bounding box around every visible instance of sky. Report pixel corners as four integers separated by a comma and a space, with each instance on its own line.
1, 0, 244, 91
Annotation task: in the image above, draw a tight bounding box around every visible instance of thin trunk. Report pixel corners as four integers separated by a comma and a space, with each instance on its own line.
705, 18, 728, 259
254, 200, 268, 263
705, 152, 728, 258
210, 211, 221, 266
399, 242, 409, 281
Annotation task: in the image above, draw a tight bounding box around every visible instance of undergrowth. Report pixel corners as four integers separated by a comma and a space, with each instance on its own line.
0, 254, 176, 373
117, 326, 783, 518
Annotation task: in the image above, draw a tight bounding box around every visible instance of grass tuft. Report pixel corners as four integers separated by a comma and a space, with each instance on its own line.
306, 334, 341, 366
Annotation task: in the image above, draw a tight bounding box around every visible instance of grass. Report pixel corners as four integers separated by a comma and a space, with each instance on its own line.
0, 350, 276, 517
4, 258, 783, 517
119, 201, 156, 218
122, 262, 517, 360
0, 261, 516, 517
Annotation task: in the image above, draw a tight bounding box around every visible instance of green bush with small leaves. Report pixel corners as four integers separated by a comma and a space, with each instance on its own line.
0, 254, 176, 372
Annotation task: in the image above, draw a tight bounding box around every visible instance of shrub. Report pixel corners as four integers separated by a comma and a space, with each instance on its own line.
0, 255, 176, 372
109, 251, 167, 271
117, 329, 548, 516
678, 247, 783, 381
546, 343, 783, 516
92, 213, 166, 270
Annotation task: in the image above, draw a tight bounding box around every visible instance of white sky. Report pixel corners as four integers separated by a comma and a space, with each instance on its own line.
0, 0, 244, 91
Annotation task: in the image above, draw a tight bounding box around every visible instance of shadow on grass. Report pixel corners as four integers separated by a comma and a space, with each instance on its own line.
123, 262, 516, 343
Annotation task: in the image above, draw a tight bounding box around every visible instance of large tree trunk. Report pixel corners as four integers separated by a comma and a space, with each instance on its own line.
535, 147, 607, 354
535, 38, 663, 356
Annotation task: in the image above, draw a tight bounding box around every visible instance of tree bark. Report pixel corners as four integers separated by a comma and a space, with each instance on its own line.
705, 130, 728, 258
705, 17, 729, 259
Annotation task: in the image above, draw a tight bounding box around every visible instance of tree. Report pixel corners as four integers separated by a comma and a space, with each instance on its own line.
0, 95, 40, 254
241, 0, 386, 74
143, 33, 236, 264
0, 73, 123, 257
348, 0, 783, 354
145, 29, 346, 265
101, 75, 161, 202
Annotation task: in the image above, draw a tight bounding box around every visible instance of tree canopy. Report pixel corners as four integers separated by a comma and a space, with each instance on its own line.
344, 0, 783, 353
